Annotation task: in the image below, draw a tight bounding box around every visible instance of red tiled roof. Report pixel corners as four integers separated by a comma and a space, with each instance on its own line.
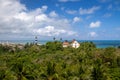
63, 42, 69, 45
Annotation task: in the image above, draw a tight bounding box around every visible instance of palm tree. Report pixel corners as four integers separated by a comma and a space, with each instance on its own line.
40, 61, 59, 80
0, 70, 5, 80
53, 37, 56, 41
8, 55, 37, 80
60, 38, 62, 41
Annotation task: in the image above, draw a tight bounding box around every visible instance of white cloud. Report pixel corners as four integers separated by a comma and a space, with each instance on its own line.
59, 0, 80, 2
103, 13, 112, 17
89, 32, 98, 37
0, 0, 77, 39
86, 16, 92, 20
90, 21, 101, 28
79, 6, 100, 15
61, 7, 65, 11
41, 5, 48, 10
66, 10, 77, 14
34, 26, 76, 36
49, 11, 58, 17
98, 0, 111, 3
35, 14, 48, 22
73, 17, 82, 23
55, 4, 59, 7
0, 0, 26, 15
107, 4, 112, 10
14, 12, 32, 21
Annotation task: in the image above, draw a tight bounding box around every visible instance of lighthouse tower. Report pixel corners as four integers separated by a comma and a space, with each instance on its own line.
35, 36, 38, 44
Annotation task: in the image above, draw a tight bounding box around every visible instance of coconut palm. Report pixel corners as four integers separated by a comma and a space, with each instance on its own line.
53, 37, 56, 41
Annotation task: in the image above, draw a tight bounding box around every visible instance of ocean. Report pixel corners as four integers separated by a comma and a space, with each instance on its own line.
0, 40, 120, 48
78, 40, 120, 48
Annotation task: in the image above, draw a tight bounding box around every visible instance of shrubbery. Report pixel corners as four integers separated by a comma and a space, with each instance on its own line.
0, 41, 120, 80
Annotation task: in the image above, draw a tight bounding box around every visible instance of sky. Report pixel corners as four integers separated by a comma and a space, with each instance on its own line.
0, 0, 120, 40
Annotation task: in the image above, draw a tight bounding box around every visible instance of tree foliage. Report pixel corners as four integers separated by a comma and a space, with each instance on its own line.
0, 41, 120, 80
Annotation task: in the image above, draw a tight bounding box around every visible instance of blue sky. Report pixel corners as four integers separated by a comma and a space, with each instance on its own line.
0, 0, 120, 40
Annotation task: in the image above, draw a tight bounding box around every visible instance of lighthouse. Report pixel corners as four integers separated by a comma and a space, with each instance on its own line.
35, 36, 38, 44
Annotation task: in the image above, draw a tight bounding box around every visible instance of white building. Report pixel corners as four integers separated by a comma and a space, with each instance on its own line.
71, 40, 80, 48
62, 40, 69, 48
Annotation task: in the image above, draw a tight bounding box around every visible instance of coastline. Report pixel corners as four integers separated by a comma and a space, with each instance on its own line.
0, 40, 120, 48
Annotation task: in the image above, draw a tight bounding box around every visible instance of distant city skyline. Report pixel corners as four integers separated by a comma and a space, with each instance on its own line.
0, 0, 120, 40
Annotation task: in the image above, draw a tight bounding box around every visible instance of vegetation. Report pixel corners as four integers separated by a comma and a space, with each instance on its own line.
118, 46, 120, 48
0, 41, 120, 80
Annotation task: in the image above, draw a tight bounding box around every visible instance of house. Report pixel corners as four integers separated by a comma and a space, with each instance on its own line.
62, 40, 70, 48
71, 39, 80, 48
62, 39, 80, 48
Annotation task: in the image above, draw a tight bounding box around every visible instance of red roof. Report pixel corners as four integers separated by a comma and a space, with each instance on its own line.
63, 42, 69, 45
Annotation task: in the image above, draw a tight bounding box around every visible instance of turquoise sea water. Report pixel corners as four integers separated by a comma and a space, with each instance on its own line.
0, 40, 120, 48
78, 40, 120, 48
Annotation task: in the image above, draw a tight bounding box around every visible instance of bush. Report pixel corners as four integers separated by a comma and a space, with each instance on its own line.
118, 46, 120, 48
46, 41, 63, 51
